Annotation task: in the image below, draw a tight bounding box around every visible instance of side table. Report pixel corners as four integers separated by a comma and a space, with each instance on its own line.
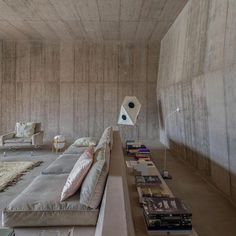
52, 135, 66, 153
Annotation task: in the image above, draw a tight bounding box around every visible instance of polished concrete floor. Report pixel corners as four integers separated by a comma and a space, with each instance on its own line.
146, 148, 236, 236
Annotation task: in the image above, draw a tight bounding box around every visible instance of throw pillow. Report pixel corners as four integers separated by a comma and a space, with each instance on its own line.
60, 146, 94, 201
24, 122, 36, 138
15, 122, 36, 138
80, 144, 110, 209
95, 127, 113, 151
96, 143, 110, 162
15, 123, 26, 138
73, 137, 97, 147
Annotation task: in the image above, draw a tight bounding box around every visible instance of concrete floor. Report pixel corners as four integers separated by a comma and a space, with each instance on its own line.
1, 145, 236, 236
151, 148, 236, 236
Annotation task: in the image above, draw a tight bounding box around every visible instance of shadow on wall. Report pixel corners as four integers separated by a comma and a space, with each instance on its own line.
167, 138, 236, 202
168, 138, 211, 176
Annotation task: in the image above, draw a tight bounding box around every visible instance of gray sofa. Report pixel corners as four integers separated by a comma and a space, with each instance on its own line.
2, 128, 135, 236
0, 123, 44, 148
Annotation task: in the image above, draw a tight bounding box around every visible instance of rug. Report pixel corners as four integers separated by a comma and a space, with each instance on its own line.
0, 161, 43, 192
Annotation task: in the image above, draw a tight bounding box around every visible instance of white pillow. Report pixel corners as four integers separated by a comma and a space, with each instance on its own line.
15, 122, 36, 138
73, 137, 97, 147
24, 122, 36, 138
95, 127, 113, 151
15, 123, 26, 138
60, 146, 94, 201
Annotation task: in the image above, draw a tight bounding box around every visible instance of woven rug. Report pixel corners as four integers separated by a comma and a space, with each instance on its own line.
0, 161, 42, 192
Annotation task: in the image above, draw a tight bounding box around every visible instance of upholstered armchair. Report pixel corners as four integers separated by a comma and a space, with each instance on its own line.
0, 123, 44, 148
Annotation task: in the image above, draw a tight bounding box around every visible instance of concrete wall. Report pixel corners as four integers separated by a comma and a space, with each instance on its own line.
157, 0, 236, 202
0, 41, 159, 143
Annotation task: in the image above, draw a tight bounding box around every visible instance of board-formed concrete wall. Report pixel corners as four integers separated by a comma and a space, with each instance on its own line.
0, 41, 159, 143
157, 0, 236, 202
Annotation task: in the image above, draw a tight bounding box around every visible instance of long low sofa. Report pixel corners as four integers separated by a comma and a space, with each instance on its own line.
2, 128, 135, 236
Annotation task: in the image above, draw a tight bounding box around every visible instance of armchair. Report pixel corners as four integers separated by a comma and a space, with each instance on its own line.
0, 123, 44, 148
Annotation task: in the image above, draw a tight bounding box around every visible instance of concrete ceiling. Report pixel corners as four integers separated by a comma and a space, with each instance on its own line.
0, 0, 188, 42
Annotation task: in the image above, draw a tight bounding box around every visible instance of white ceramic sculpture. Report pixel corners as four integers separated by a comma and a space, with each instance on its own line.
118, 96, 141, 125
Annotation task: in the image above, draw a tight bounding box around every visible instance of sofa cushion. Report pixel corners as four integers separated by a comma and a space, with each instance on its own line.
24, 122, 36, 137
2, 174, 99, 227
15, 123, 25, 138
73, 137, 97, 147
80, 144, 110, 209
41, 154, 81, 175
95, 126, 113, 151
63, 145, 87, 155
15, 122, 36, 138
95, 144, 110, 162
61, 146, 94, 201
4, 137, 32, 144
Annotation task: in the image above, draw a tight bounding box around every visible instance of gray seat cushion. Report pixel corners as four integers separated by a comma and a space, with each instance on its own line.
2, 174, 99, 227
41, 154, 80, 175
63, 145, 87, 155
4, 137, 32, 144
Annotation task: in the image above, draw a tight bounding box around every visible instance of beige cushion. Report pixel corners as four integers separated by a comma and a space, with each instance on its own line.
15, 123, 25, 138
15, 122, 36, 138
95, 127, 113, 151
61, 146, 94, 201
4, 137, 32, 144
3, 174, 99, 227
80, 144, 110, 209
24, 122, 36, 137
73, 137, 97, 147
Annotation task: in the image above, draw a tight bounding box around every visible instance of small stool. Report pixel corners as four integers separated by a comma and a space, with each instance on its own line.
52, 135, 66, 153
